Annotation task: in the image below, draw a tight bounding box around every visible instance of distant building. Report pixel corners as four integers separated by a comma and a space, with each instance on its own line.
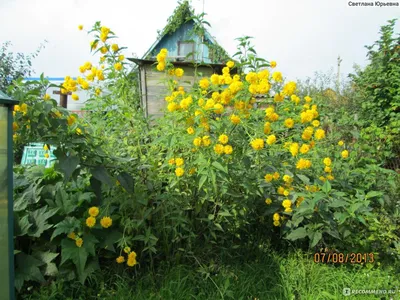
129, 1, 233, 118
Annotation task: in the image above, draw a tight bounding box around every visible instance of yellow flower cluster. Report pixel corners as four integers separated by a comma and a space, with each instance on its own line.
282, 199, 292, 213
296, 158, 312, 170
246, 70, 271, 95
265, 106, 279, 122
116, 247, 137, 267
157, 48, 168, 71
100, 26, 110, 43
250, 138, 264, 151
264, 172, 280, 182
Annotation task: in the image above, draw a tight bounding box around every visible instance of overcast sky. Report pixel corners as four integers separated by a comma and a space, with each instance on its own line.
0, 0, 399, 83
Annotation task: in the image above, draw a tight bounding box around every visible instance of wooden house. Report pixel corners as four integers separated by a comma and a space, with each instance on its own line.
128, 1, 232, 118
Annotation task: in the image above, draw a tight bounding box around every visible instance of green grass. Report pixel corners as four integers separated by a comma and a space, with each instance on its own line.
24, 250, 400, 300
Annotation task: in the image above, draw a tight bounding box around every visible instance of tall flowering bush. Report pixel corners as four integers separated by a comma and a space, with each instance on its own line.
150, 45, 399, 253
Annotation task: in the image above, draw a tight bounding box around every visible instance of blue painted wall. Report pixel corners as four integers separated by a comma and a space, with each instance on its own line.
148, 20, 216, 64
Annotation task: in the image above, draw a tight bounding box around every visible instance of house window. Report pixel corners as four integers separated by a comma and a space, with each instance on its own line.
178, 41, 195, 61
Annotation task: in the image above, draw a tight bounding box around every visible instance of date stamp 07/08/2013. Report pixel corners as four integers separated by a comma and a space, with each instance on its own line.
314, 251, 375, 264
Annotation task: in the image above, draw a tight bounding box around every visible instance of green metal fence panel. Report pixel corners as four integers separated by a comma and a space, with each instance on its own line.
21, 143, 57, 168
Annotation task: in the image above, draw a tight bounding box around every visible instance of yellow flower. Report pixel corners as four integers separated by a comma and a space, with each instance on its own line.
226, 61, 235, 68
273, 213, 280, 221
277, 186, 285, 195
202, 135, 211, 146
338, 140, 344, 146
264, 174, 273, 182
168, 158, 175, 165
88, 206, 99, 217
174, 68, 184, 77
187, 127, 195, 135
43, 144, 49, 151
283, 175, 293, 184
312, 120, 320, 127
72, 93, 79, 101
100, 216, 112, 228
341, 150, 349, 159
296, 197, 304, 207
67, 115, 77, 126
100, 46, 108, 54
273, 172, 280, 180
218, 134, 229, 145
282, 81, 297, 96
324, 166, 332, 173
251, 138, 264, 150
224, 145, 233, 155
274, 93, 284, 102
118, 55, 125, 61
272, 71, 282, 82
282, 199, 292, 208
116, 256, 125, 263
270, 61, 277, 68
199, 78, 210, 89
314, 129, 325, 140
157, 62, 165, 71
44, 93, 51, 100
193, 137, 202, 147
86, 216, 96, 228
304, 96, 312, 103
127, 251, 137, 267
111, 44, 119, 52
75, 238, 83, 248
44, 153, 49, 159
114, 62, 123, 71
78, 24, 83, 30
90, 41, 98, 50
124, 246, 131, 254
214, 144, 224, 155
273, 220, 280, 227
67, 232, 76, 240
265, 198, 272, 205
299, 144, 310, 154
284, 207, 293, 213
230, 114, 241, 125
175, 158, 184, 167
175, 167, 184, 177
296, 158, 312, 170
326, 174, 335, 180
323, 157, 332, 166
266, 135, 276, 145
284, 118, 294, 128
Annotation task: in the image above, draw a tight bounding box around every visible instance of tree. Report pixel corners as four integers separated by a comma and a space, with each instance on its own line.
0, 41, 46, 91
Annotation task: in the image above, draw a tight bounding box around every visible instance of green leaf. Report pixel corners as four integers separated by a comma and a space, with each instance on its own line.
90, 176, 102, 205
321, 180, 331, 193
51, 217, 81, 240
61, 239, 88, 277
296, 174, 310, 184
310, 231, 322, 247
15, 214, 32, 236
198, 174, 208, 191
98, 230, 122, 252
218, 211, 232, 217
14, 253, 46, 291
212, 161, 227, 173
286, 227, 308, 241
28, 206, 59, 237
58, 154, 80, 182
365, 191, 383, 199
117, 172, 135, 193
91, 166, 114, 186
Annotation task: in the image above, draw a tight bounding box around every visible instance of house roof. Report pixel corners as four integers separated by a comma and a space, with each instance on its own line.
140, 0, 230, 62
128, 57, 226, 68
0, 90, 18, 105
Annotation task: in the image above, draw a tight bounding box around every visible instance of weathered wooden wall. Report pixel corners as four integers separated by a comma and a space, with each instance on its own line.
141, 63, 217, 118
